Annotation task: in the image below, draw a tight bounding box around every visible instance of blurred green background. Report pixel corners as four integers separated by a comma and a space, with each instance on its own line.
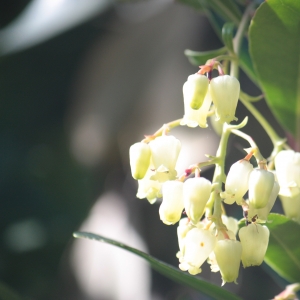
0, 1, 286, 299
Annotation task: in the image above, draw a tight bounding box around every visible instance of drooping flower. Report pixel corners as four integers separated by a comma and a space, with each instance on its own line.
207, 228, 236, 273
149, 135, 181, 180
279, 194, 300, 223
181, 86, 212, 128
179, 227, 216, 275
275, 150, 300, 198
248, 169, 275, 209
221, 159, 253, 205
136, 168, 162, 204
183, 177, 212, 224
183, 74, 209, 110
129, 142, 151, 180
239, 224, 269, 267
159, 181, 184, 225
214, 239, 242, 285
248, 180, 280, 222
209, 75, 240, 124
176, 217, 193, 261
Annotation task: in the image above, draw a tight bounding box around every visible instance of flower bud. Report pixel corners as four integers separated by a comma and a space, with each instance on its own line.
129, 142, 151, 180
149, 135, 181, 173
221, 159, 253, 205
248, 169, 275, 209
183, 74, 209, 110
275, 150, 300, 197
210, 75, 240, 123
179, 228, 216, 275
239, 224, 269, 267
214, 239, 242, 285
159, 181, 184, 225
183, 177, 212, 224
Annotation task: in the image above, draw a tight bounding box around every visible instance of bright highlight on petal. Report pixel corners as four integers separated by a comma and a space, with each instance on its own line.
248, 169, 275, 209
214, 239, 242, 285
183, 177, 212, 224
210, 75, 240, 124
149, 135, 181, 173
239, 224, 269, 267
183, 74, 209, 110
129, 142, 151, 180
159, 181, 184, 225
179, 228, 216, 275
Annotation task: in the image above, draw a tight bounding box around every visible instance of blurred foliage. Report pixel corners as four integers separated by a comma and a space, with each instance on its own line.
0, 7, 112, 298
0, 0, 31, 29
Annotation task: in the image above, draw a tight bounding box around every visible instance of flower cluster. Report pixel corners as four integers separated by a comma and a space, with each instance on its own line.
181, 73, 240, 128
128, 67, 293, 286
221, 158, 280, 222
130, 135, 181, 204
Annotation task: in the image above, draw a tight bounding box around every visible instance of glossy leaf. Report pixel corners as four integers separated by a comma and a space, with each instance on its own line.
177, 0, 242, 21
181, 0, 257, 84
73, 231, 242, 300
264, 213, 300, 283
207, 0, 242, 25
184, 47, 227, 66
222, 22, 235, 53
249, 0, 300, 137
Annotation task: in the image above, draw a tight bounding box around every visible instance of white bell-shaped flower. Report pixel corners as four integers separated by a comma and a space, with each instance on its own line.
159, 181, 184, 225
221, 159, 253, 205
248, 181, 279, 221
239, 224, 269, 267
248, 169, 275, 209
176, 218, 193, 260
280, 194, 300, 222
210, 75, 240, 124
136, 168, 162, 204
275, 150, 300, 197
183, 177, 212, 224
207, 229, 236, 273
179, 228, 216, 275
181, 87, 212, 128
214, 239, 242, 285
183, 74, 209, 110
129, 142, 151, 180
149, 135, 181, 175
207, 251, 220, 273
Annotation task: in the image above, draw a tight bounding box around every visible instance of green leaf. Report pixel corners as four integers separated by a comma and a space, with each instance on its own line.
177, 0, 243, 20
249, 0, 300, 137
239, 39, 257, 84
73, 231, 242, 300
208, 0, 242, 25
177, 0, 204, 11
222, 22, 235, 53
264, 213, 300, 283
181, 0, 257, 84
184, 47, 227, 66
